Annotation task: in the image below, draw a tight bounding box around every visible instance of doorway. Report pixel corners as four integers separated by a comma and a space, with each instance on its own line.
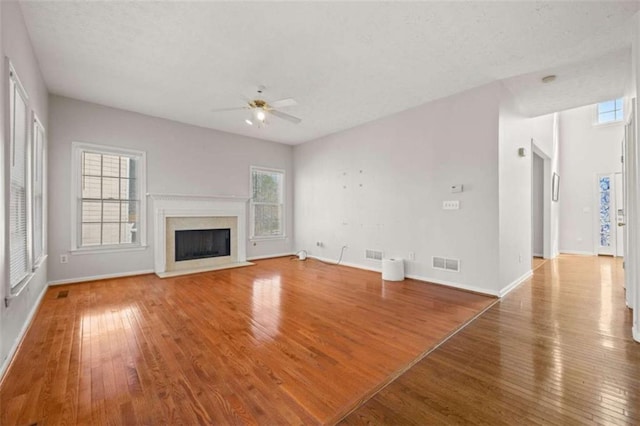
532, 152, 545, 267
596, 172, 623, 257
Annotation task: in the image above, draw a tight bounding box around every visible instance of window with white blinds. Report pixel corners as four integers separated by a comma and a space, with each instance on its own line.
32, 116, 46, 266
250, 167, 284, 238
9, 66, 31, 289
72, 143, 146, 251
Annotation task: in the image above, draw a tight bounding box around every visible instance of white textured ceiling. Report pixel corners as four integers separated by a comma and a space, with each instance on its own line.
19, 1, 640, 145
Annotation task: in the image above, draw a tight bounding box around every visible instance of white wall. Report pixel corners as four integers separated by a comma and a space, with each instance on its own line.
498, 91, 535, 292
294, 82, 502, 295
48, 95, 294, 283
532, 153, 544, 256
629, 11, 640, 342
1, 1, 49, 376
559, 104, 624, 254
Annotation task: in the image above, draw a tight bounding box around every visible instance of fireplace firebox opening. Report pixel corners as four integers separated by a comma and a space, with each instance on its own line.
175, 228, 231, 262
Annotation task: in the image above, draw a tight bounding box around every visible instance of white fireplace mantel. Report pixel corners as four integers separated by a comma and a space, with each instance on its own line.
148, 193, 251, 277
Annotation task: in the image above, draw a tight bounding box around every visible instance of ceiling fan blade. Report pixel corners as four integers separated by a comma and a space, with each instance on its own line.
270, 109, 302, 124
270, 98, 297, 108
211, 106, 248, 113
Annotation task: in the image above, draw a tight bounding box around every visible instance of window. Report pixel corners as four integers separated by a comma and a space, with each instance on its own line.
250, 167, 284, 238
597, 98, 624, 124
72, 143, 146, 251
9, 65, 31, 289
32, 115, 46, 267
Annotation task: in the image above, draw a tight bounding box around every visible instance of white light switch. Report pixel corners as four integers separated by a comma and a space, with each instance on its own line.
443, 200, 460, 210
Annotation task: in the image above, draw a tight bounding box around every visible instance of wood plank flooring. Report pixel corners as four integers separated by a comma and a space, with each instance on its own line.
532, 256, 546, 271
341, 255, 640, 425
0, 257, 494, 425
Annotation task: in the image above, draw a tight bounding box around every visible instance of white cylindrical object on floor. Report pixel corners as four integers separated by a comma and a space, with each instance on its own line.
382, 258, 405, 281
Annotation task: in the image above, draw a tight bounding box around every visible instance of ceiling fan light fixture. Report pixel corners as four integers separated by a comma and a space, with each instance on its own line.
255, 109, 266, 122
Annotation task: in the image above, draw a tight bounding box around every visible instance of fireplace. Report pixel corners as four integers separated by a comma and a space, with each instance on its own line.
175, 228, 231, 262
149, 193, 253, 278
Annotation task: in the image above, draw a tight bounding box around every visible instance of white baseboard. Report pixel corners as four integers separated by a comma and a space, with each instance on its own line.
559, 250, 595, 256
308, 255, 497, 296
405, 274, 497, 296
634, 326, 640, 343
533, 253, 543, 258
246, 252, 295, 261
308, 255, 382, 273
0, 284, 49, 382
498, 270, 533, 298
48, 269, 154, 286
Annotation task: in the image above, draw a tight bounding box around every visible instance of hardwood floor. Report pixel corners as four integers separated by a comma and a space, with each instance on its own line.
342, 255, 640, 425
532, 256, 546, 271
0, 257, 494, 425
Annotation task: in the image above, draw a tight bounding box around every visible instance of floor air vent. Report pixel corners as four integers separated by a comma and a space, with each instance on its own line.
57, 290, 69, 299
365, 249, 383, 261
432, 256, 460, 272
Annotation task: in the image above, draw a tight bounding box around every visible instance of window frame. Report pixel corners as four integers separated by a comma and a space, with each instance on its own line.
7, 62, 32, 292
31, 113, 46, 269
595, 98, 624, 126
70, 142, 147, 253
249, 166, 286, 240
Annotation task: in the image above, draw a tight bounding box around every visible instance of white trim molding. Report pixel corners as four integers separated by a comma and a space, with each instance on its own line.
247, 252, 295, 261
559, 250, 596, 256
48, 269, 154, 286
498, 270, 533, 298
149, 194, 250, 277
70, 141, 147, 252
308, 255, 498, 297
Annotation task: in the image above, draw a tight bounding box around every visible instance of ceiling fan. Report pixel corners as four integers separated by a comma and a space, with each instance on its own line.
212, 86, 302, 127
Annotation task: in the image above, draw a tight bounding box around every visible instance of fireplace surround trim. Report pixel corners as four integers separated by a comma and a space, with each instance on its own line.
149, 193, 251, 277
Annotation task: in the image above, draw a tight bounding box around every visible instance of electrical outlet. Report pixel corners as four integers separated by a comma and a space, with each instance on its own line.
409, 252, 416, 261
443, 200, 460, 210
60, 254, 69, 264
316, 241, 324, 247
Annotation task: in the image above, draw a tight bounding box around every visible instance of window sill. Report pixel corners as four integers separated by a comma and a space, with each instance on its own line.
33, 254, 48, 271
249, 235, 288, 242
593, 120, 624, 128
8, 273, 33, 299
70, 245, 149, 256
7, 255, 49, 301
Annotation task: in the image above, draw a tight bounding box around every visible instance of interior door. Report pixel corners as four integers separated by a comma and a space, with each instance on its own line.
597, 173, 616, 256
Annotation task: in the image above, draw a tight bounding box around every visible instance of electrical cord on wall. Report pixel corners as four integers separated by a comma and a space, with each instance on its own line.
315, 245, 347, 266
293, 246, 348, 265
335, 245, 347, 265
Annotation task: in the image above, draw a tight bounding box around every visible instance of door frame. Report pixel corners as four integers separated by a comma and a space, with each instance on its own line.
532, 142, 552, 259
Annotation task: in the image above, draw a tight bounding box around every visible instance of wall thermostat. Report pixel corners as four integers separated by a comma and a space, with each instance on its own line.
451, 184, 463, 193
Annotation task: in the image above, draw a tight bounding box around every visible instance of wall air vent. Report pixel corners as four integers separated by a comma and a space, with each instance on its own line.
365, 249, 383, 261
432, 256, 460, 272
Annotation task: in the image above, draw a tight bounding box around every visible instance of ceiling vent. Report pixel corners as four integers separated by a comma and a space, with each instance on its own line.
432, 256, 460, 272
365, 249, 383, 261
